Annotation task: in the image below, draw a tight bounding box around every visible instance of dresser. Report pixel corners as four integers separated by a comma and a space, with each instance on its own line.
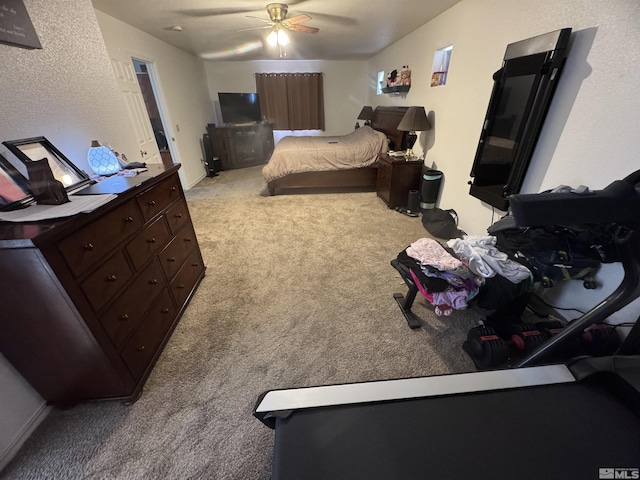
0, 165, 205, 406
206, 123, 274, 170
376, 153, 423, 209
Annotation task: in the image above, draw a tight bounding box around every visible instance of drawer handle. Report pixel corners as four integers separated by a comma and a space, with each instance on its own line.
148, 200, 156, 206
84, 243, 94, 251
162, 307, 170, 314
148, 237, 157, 244
150, 278, 158, 285
175, 213, 183, 219
168, 256, 176, 262
183, 237, 192, 243
137, 345, 146, 352
125, 216, 134, 223
192, 263, 199, 267
107, 275, 117, 282
177, 284, 185, 289
120, 314, 129, 321
170, 186, 177, 192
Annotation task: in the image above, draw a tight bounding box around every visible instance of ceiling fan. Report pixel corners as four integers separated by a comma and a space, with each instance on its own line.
239, 3, 319, 57
240, 3, 319, 36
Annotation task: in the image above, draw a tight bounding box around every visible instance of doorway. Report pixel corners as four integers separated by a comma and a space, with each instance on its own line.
132, 59, 174, 169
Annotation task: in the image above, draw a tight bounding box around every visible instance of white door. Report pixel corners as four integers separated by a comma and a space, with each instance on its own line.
109, 55, 161, 165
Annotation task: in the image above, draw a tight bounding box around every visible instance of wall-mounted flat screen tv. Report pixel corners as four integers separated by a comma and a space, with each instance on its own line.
469, 28, 572, 211
218, 92, 262, 125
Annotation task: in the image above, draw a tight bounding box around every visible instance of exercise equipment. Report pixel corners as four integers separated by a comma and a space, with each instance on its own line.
254, 355, 640, 479
394, 170, 640, 368
464, 321, 621, 369
510, 169, 640, 366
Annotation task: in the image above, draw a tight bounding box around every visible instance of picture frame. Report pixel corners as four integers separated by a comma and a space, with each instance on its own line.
2, 137, 91, 194
0, 151, 33, 211
0, 0, 42, 50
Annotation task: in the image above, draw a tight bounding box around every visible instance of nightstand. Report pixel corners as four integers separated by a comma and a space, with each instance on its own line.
376, 153, 423, 209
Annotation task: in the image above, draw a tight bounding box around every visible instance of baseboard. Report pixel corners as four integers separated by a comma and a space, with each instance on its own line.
0, 403, 51, 472
185, 170, 207, 190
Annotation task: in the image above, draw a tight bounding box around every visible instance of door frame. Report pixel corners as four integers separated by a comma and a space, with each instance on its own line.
127, 52, 184, 185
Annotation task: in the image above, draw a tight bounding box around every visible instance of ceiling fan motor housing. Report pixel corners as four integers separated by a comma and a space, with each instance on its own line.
267, 3, 288, 22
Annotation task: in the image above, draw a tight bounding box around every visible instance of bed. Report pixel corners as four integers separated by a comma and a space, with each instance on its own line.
263, 106, 408, 195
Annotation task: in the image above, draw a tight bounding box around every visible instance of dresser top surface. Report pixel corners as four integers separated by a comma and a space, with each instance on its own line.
0, 164, 180, 244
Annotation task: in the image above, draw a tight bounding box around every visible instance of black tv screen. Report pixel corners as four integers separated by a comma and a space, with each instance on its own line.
469, 28, 571, 211
218, 92, 262, 125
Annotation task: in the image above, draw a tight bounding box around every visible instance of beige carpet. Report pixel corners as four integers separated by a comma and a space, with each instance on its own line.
2, 165, 483, 480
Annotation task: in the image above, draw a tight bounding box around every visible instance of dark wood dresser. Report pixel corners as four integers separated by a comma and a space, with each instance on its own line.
206, 123, 274, 170
376, 153, 423, 209
0, 164, 205, 406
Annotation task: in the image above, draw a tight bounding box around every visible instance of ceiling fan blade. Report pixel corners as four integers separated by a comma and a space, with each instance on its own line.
286, 24, 319, 34
283, 14, 311, 25
237, 25, 273, 32
180, 7, 256, 18
245, 15, 274, 24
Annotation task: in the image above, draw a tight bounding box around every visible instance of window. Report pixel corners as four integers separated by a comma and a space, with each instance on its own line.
377, 71, 384, 95
255, 72, 325, 130
431, 45, 453, 87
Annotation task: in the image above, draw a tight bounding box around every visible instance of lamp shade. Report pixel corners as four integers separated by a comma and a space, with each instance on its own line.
397, 106, 431, 132
87, 140, 120, 175
357, 106, 374, 121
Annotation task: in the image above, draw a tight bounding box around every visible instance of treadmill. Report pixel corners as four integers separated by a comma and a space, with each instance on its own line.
254, 171, 640, 479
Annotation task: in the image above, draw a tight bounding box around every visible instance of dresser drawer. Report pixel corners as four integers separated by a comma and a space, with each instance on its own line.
125, 217, 171, 271
159, 224, 198, 281
136, 175, 181, 222
120, 289, 176, 379
81, 251, 133, 311
99, 259, 166, 349
170, 249, 205, 307
165, 199, 190, 235
57, 200, 143, 277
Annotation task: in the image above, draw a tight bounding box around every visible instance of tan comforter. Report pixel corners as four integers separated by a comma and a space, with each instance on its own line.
262, 126, 389, 183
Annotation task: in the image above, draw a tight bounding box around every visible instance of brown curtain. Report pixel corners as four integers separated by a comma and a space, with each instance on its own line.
255, 72, 325, 131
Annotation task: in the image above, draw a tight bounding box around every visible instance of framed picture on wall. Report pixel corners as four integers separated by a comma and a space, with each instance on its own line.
0, 0, 42, 50
3, 137, 91, 193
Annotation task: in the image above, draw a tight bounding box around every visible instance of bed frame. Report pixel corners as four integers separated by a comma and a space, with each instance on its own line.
266, 106, 408, 195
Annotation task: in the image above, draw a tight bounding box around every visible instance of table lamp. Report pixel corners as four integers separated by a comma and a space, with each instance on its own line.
397, 106, 431, 157
356, 106, 374, 128
87, 140, 120, 175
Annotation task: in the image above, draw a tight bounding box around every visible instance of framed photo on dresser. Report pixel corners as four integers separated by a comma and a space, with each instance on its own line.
0, 151, 33, 211
3, 136, 91, 193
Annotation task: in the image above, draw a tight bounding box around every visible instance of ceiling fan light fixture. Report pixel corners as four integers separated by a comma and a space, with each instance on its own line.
277, 28, 290, 46
266, 29, 278, 46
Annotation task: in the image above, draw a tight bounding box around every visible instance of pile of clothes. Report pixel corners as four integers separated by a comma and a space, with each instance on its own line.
396, 236, 533, 316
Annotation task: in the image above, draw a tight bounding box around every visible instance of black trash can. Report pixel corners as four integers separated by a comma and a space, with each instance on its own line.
204, 157, 221, 177
420, 167, 443, 211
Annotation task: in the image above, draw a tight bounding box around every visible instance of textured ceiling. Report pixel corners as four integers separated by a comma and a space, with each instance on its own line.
91, 0, 462, 61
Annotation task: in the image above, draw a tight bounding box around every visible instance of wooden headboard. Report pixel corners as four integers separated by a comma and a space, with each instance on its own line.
370, 106, 409, 151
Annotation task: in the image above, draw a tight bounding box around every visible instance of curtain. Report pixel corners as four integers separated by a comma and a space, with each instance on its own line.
255, 72, 325, 131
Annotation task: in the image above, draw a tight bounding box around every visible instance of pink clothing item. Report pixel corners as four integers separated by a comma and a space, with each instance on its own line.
435, 305, 453, 316
410, 269, 433, 303
406, 238, 463, 273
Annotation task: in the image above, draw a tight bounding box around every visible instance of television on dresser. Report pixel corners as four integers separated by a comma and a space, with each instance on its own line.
218, 92, 262, 125
469, 28, 572, 211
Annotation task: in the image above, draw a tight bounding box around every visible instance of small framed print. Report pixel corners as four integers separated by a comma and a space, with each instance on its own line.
0, 151, 32, 211
3, 137, 91, 193
0, 0, 42, 50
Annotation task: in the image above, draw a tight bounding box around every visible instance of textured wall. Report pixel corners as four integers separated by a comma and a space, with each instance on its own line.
0, 0, 138, 173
